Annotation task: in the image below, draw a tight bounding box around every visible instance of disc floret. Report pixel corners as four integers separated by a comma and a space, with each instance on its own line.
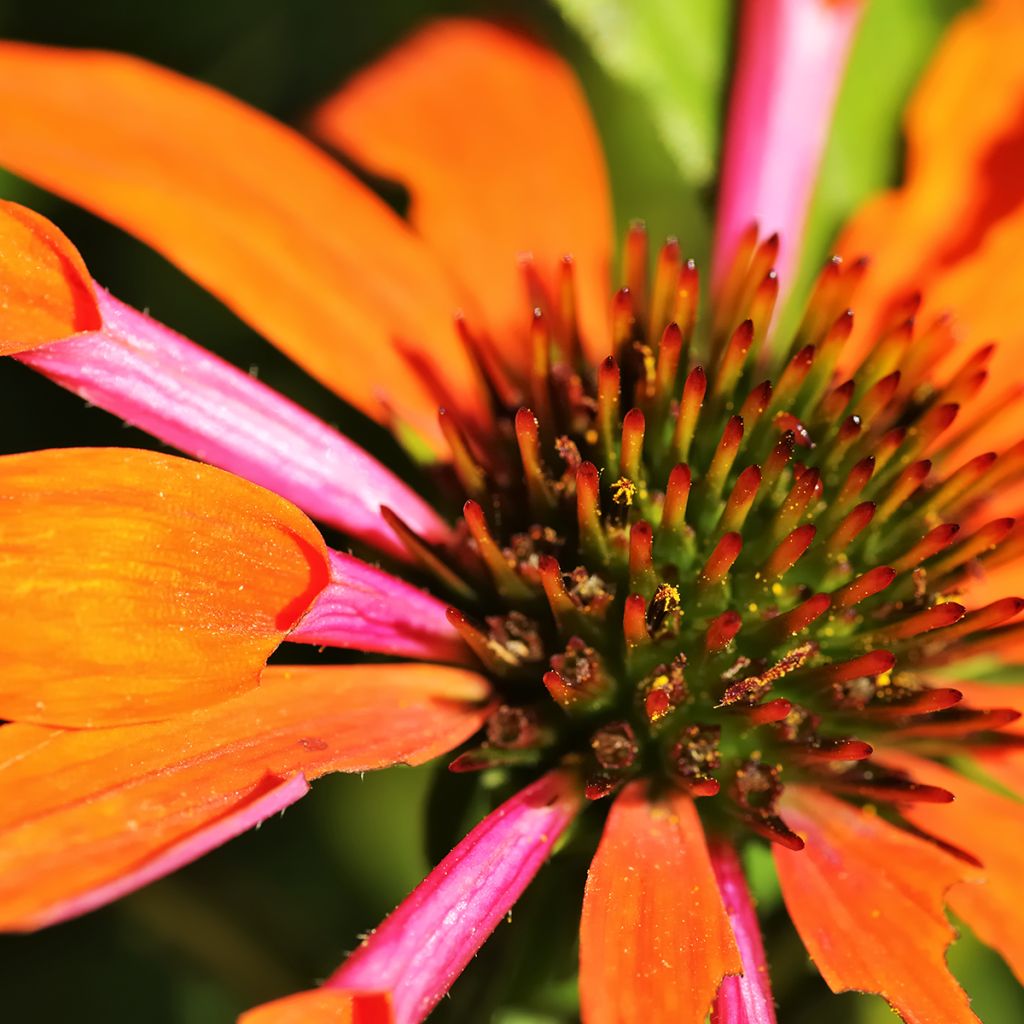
390, 223, 1022, 848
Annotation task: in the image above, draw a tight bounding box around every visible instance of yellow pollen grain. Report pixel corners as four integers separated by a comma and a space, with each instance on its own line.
611, 477, 636, 505
771, 582, 784, 596
876, 671, 892, 689
748, 603, 759, 613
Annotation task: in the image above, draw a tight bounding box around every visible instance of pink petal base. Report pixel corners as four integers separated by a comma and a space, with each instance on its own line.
17, 289, 448, 560
709, 840, 778, 1024
28, 772, 309, 930
325, 771, 580, 1024
287, 549, 469, 664
713, 0, 865, 290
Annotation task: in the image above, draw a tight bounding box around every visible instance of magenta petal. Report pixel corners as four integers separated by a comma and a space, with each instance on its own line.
28, 772, 309, 930
713, 0, 865, 291
288, 549, 470, 664
709, 840, 777, 1024
326, 771, 580, 1024
16, 288, 449, 560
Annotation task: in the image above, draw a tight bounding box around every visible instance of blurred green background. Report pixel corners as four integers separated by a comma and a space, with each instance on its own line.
0, 0, 1020, 1021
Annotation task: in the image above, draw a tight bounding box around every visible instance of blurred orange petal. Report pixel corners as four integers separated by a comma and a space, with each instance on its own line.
0, 199, 100, 353
0, 43, 486, 448
839, 0, 1024, 441
0, 663, 492, 931
239, 991, 392, 1024
0, 448, 329, 726
314, 18, 613, 370
884, 751, 1024, 985
579, 782, 740, 1024
775, 786, 978, 1023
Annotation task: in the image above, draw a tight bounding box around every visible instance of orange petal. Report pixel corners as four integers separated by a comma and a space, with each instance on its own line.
0, 447, 329, 726
313, 19, 613, 370
882, 751, 1024, 985
0, 199, 100, 353
839, 0, 1024, 429
775, 786, 978, 1024
579, 782, 740, 1023
0, 43, 485, 448
239, 991, 392, 1024
0, 662, 492, 931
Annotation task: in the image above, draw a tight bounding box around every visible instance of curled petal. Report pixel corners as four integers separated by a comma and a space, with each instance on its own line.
314, 18, 613, 367
0, 42, 486, 448
0, 447, 329, 726
714, 0, 865, 290
289, 550, 469, 665
709, 839, 777, 1024
0, 200, 100, 352
322, 771, 580, 1024
579, 783, 741, 1024
17, 287, 451, 559
0, 662, 492, 931
775, 786, 977, 1024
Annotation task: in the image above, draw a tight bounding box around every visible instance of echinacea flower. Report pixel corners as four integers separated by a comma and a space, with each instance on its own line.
1, 3, 1023, 1022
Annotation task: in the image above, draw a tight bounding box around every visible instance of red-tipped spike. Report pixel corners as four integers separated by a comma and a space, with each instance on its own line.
515, 407, 556, 514
576, 461, 607, 563
612, 286, 636, 351
822, 650, 896, 685
653, 322, 684, 417
463, 499, 533, 601
771, 467, 820, 542
720, 465, 762, 535
747, 698, 793, 724
937, 597, 1024, 642
538, 555, 574, 628
672, 365, 707, 462
661, 463, 692, 537
598, 356, 621, 464
651, 237, 682, 333
772, 344, 815, 409
624, 593, 651, 648
706, 610, 742, 653
761, 431, 795, 497
438, 407, 487, 500
749, 271, 779, 339
620, 407, 646, 481
826, 501, 876, 554
555, 255, 580, 364
834, 458, 875, 513
714, 320, 754, 399
853, 370, 900, 425
795, 738, 874, 763
700, 532, 743, 586
529, 307, 554, 433
925, 517, 1016, 582
763, 523, 816, 579
674, 259, 700, 341
820, 379, 855, 422
687, 778, 722, 798
705, 416, 745, 502
862, 687, 963, 719
832, 566, 896, 609
890, 523, 960, 573
624, 220, 649, 319
629, 521, 657, 596
739, 380, 773, 430
770, 594, 831, 640
874, 602, 965, 641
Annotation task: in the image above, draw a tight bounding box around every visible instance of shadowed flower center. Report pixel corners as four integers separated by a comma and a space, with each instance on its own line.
389, 223, 1021, 849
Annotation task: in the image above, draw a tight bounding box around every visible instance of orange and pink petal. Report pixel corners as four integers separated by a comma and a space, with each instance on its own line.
709, 839, 777, 1024
256, 771, 580, 1024
240, 991, 393, 1024
289, 549, 470, 665
17, 284, 452, 560
0, 447, 329, 727
775, 786, 978, 1023
313, 18, 613, 369
0, 662, 492, 931
578, 783, 741, 1024
0, 42, 487, 448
